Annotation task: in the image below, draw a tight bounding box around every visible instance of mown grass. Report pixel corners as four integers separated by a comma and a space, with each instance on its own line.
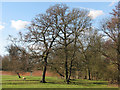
1, 75, 118, 88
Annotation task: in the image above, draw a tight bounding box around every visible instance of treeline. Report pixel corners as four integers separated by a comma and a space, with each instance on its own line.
1, 4, 120, 84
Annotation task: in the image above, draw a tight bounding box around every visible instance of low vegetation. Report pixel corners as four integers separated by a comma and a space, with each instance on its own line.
2, 75, 118, 88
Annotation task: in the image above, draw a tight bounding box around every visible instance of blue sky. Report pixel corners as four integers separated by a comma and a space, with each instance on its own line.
0, 2, 117, 56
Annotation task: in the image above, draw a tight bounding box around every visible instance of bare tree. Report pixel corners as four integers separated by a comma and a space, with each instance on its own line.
46, 4, 91, 83
101, 2, 120, 85
23, 5, 62, 82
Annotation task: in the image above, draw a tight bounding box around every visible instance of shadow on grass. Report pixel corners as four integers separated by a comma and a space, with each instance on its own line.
2, 82, 39, 85
2, 79, 108, 86
69, 79, 108, 86
2, 80, 40, 85
6, 80, 40, 81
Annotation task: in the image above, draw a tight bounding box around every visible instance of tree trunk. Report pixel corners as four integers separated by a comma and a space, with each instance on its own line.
84, 69, 87, 79
54, 67, 64, 77
17, 72, 21, 78
88, 68, 91, 80
41, 57, 47, 83
68, 37, 77, 80
65, 59, 69, 84
68, 60, 73, 80
65, 46, 69, 84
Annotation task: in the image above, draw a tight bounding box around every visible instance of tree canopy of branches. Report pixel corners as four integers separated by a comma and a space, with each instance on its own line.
22, 4, 92, 83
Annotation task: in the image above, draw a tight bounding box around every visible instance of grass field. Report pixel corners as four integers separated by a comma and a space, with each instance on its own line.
1, 75, 118, 88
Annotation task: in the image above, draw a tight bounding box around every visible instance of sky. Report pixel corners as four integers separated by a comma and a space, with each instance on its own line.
0, 1, 118, 56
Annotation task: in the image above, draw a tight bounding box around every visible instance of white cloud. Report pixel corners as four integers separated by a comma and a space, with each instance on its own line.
0, 25, 5, 30
88, 10, 104, 19
11, 20, 30, 30
78, 7, 104, 19
109, 1, 115, 6
0, 33, 8, 56
0, 21, 5, 30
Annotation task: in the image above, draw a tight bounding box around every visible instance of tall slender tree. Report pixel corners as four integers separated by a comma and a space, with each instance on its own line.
101, 2, 120, 85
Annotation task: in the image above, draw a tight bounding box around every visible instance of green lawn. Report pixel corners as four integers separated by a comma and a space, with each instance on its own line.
1, 75, 118, 88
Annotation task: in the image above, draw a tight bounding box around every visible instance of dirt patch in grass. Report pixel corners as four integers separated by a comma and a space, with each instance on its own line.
108, 84, 118, 88
1, 70, 59, 77
1, 71, 16, 75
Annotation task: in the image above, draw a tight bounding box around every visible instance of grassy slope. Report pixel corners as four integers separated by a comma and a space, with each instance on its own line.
2, 75, 118, 88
